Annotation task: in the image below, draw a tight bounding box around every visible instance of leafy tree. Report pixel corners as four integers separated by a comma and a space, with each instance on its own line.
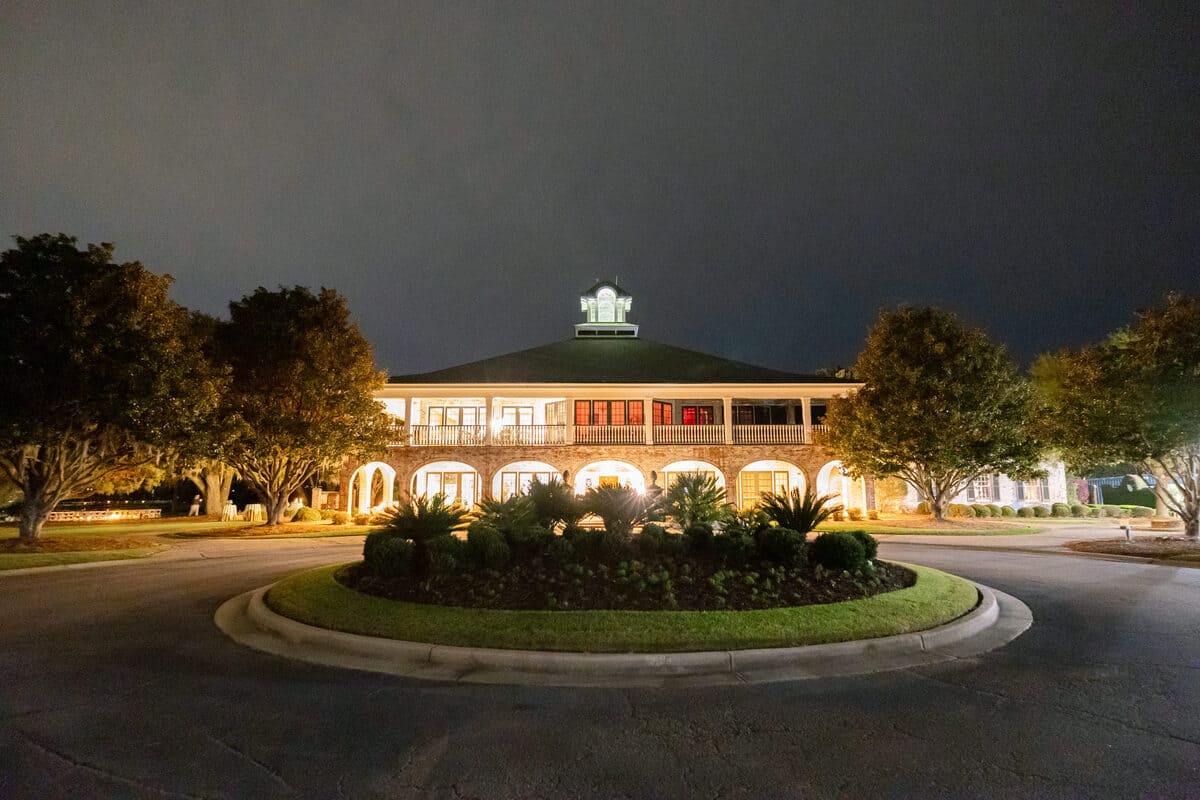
175, 312, 240, 515
825, 307, 1043, 520
216, 286, 393, 525
375, 494, 472, 577
663, 472, 726, 529
758, 487, 841, 538
0, 234, 217, 542
581, 485, 654, 538
1033, 293, 1200, 538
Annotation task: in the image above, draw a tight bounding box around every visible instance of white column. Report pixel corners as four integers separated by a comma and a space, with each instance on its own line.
565, 398, 575, 444
722, 397, 733, 444
801, 398, 812, 442
643, 396, 654, 445
485, 396, 496, 445
404, 397, 415, 445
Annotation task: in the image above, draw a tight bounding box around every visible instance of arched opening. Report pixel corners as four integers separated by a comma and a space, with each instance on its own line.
573, 460, 646, 495
492, 460, 563, 501
411, 460, 482, 508
737, 460, 805, 509
656, 460, 726, 492
596, 287, 616, 322
817, 460, 865, 512
347, 461, 397, 514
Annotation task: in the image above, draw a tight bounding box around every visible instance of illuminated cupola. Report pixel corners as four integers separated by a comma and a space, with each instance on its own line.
575, 280, 638, 338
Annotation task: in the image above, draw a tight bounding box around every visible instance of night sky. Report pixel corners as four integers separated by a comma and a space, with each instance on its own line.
2, 3, 1196, 375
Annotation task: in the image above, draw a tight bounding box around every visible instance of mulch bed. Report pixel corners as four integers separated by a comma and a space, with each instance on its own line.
1067, 536, 1200, 562
339, 557, 915, 612
0, 536, 159, 552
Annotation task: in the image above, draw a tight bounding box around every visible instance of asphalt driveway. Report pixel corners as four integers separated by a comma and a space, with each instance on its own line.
1, 537, 1197, 798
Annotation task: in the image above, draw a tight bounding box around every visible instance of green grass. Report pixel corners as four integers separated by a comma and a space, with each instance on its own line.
265, 562, 979, 653
0, 520, 256, 539
816, 520, 1039, 536
164, 524, 371, 539
0, 547, 161, 571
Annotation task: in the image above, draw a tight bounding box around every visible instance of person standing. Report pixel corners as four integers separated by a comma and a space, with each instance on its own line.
188, 494, 202, 517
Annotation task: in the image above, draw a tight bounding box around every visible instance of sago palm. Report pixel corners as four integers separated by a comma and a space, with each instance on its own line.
758, 487, 842, 538
377, 493, 472, 576
664, 472, 726, 530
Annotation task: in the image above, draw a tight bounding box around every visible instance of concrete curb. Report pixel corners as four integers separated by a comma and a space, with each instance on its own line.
215, 581, 1033, 688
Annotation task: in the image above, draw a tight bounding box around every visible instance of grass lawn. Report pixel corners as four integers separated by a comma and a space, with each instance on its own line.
1067, 536, 1200, 564
265, 562, 979, 653
164, 523, 371, 539
0, 519, 257, 539
0, 547, 161, 571
817, 519, 1040, 536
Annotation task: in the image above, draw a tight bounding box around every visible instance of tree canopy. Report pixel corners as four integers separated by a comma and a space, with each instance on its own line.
0, 234, 218, 540
825, 306, 1042, 519
216, 286, 393, 525
1034, 293, 1200, 537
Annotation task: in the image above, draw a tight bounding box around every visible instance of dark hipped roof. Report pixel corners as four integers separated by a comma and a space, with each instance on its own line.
583, 279, 631, 296
388, 338, 852, 385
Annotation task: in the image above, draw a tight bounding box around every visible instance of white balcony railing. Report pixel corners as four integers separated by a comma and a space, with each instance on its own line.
732, 424, 809, 444
494, 424, 568, 445
574, 425, 646, 445
408, 424, 486, 447
653, 424, 725, 444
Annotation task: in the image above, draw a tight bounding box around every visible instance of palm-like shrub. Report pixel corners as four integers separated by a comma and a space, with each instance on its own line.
664, 472, 726, 530
758, 487, 842, 538
525, 478, 582, 528
374, 493, 471, 577
581, 485, 649, 538
477, 495, 537, 533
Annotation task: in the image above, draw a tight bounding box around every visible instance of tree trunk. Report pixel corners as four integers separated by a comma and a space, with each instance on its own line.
930, 497, 945, 520
266, 495, 289, 526
202, 468, 234, 516
18, 496, 52, 543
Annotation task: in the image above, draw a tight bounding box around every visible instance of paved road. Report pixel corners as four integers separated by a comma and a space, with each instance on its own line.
2, 538, 1198, 799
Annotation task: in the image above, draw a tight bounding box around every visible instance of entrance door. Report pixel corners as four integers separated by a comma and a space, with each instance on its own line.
599, 475, 620, 489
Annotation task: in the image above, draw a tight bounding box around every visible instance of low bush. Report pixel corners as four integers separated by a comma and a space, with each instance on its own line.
363, 533, 413, 578
683, 522, 714, 551
561, 522, 585, 540
1070, 504, 1087, 517
466, 524, 510, 569
504, 524, 554, 555
1051, 503, 1073, 518
809, 532, 866, 571
353, 514, 372, 526
1088, 506, 1102, 517
756, 527, 807, 566
330, 511, 349, 525
867, 509, 880, 520
319, 508, 337, 520
636, 523, 684, 557
1017, 507, 1035, 518
1000, 506, 1016, 517
710, 532, 756, 565
426, 534, 467, 573
847, 509, 864, 522
970, 504, 993, 518
847, 530, 878, 560
292, 506, 322, 522
1103, 505, 1125, 517
1129, 505, 1155, 518
948, 503, 975, 518
545, 535, 576, 565
914, 501, 931, 515
574, 529, 630, 561
1032, 505, 1050, 518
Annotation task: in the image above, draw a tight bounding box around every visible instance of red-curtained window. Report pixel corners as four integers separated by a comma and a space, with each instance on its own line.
682, 405, 714, 425
652, 401, 672, 425
610, 401, 626, 426
592, 401, 608, 426
575, 400, 591, 426
628, 401, 644, 425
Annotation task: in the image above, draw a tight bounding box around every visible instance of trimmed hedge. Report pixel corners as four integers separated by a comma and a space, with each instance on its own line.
809, 532, 866, 571
1051, 503, 1073, 518
292, 506, 322, 522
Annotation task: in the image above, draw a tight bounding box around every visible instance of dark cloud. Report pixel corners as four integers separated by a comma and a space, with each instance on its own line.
3, 2, 1196, 373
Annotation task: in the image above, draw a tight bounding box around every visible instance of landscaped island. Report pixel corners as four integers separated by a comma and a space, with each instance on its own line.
264, 483, 981, 652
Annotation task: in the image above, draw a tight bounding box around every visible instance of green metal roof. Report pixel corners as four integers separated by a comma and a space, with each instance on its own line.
388, 338, 851, 385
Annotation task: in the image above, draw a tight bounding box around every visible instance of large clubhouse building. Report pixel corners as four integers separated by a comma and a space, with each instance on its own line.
342, 282, 1068, 515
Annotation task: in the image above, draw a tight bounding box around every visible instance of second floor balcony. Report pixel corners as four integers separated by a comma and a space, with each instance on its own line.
390, 423, 829, 447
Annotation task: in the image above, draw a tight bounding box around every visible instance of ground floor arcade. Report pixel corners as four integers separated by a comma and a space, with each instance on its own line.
342, 444, 871, 516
